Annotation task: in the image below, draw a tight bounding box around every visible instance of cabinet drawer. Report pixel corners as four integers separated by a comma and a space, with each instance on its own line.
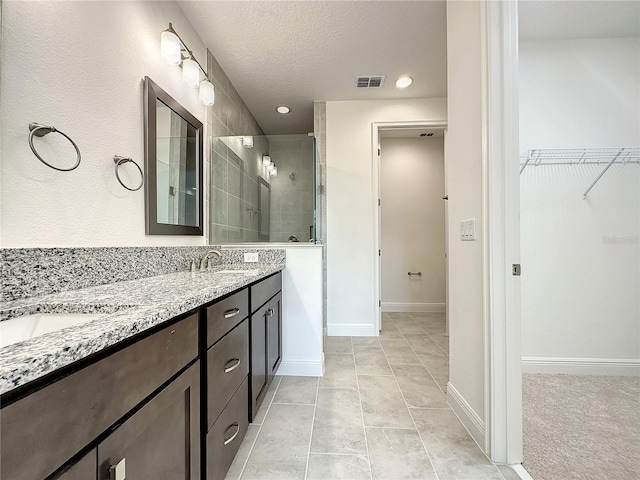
0, 313, 198, 480
207, 288, 248, 347
51, 450, 96, 480
207, 319, 249, 429
250, 272, 282, 313
206, 377, 249, 480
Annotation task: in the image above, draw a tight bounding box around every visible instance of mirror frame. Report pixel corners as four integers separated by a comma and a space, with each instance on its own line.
144, 76, 204, 236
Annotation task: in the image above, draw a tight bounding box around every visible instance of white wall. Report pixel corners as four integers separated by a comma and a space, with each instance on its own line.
445, 0, 487, 439
325, 98, 447, 336
1, 1, 208, 247
226, 244, 324, 376
520, 38, 640, 151
520, 37, 640, 374
380, 137, 445, 312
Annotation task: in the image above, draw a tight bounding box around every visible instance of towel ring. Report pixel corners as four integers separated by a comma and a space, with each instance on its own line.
28, 123, 81, 172
113, 156, 144, 191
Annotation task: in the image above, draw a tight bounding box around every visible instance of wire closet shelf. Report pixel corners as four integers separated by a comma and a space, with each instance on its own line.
519, 147, 640, 199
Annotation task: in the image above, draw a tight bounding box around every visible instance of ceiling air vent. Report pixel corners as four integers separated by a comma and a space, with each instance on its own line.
356, 75, 386, 88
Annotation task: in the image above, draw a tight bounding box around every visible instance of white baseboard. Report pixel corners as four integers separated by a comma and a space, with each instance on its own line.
522, 357, 640, 376
447, 382, 485, 448
382, 302, 446, 313
326, 323, 377, 336
511, 464, 535, 480
276, 358, 324, 376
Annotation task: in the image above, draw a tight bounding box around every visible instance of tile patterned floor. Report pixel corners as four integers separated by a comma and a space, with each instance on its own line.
226, 312, 511, 480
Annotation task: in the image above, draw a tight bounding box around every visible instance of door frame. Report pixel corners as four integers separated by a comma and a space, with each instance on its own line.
483, 0, 523, 467
371, 120, 448, 334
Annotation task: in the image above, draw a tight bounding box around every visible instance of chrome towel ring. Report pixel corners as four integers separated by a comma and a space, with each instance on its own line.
28, 122, 81, 172
113, 155, 144, 191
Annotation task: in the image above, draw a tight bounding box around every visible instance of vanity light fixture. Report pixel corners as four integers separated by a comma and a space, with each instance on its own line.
276, 105, 291, 114
262, 155, 272, 167
242, 136, 254, 148
395, 75, 413, 88
270, 166, 278, 176
160, 23, 214, 106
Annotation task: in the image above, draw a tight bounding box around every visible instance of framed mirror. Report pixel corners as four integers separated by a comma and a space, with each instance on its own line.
257, 177, 270, 241
144, 76, 203, 235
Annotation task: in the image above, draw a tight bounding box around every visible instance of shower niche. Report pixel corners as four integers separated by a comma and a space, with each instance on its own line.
209, 134, 316, 244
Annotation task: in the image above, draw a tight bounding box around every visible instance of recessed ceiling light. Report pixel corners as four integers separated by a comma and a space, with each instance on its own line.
395, 76, 413, 89
276, 105, 291, 114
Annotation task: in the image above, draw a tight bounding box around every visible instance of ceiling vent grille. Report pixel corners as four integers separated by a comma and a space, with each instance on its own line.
356, 75, 386, 88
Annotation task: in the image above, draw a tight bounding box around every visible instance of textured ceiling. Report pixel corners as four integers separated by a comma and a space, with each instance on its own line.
177, 1, 638, 135
177, 1, 447, 134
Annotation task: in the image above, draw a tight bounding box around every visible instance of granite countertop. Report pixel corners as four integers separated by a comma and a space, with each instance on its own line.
0, 263, 284, 395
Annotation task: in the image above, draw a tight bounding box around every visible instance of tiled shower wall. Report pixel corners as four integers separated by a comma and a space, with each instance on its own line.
268, 135, 315, 242
206, 50, 269, 243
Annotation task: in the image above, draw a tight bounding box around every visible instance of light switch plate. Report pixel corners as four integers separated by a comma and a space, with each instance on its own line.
244, 252, 259, 263
460, 219, 476, 241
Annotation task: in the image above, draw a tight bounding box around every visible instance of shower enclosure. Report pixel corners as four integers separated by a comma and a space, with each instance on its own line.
209, 133, 316, 243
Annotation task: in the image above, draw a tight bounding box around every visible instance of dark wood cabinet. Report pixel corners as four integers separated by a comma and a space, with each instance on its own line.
0, 313, 198, 480
206, 377, 249, 480
51, 451, 96, 480
268, 292, 283, 380
250, 301, 270, 417
249, 273, 282, 421
97, 362, 200, 480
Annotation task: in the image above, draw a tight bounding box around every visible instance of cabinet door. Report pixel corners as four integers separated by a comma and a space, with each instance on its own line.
97, 362, 200, 480
268, 293, 283, 379
250, 303, 269, 420
52, 450, 96, 480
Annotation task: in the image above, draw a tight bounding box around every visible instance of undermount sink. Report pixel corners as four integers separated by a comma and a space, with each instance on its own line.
0, 313, 103, 348
215, 269, 260, 276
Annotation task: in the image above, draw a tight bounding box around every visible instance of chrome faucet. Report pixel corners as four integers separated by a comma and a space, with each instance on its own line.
199, 249, 222, 270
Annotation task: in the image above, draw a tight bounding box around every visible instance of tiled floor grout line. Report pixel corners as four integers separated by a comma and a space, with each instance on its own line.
235, 376, 282, 480
397, 321, 449, 399
378, 324, 442, 480
352, 336, 375, 480
401, 314, 509, 480
303, 377, 320, 480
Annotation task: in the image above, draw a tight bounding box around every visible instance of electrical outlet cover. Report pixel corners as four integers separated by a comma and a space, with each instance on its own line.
244, 252, 259, 263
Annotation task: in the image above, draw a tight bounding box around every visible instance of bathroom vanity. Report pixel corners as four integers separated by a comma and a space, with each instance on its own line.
0, 261, 283, 480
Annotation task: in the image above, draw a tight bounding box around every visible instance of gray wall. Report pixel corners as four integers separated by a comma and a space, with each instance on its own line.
268, 135, 314, 242
206, 49, 268, 243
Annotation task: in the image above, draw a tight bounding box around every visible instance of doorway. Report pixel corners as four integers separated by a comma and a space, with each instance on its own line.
372, 121, 449, 335
378, 128, 447, 322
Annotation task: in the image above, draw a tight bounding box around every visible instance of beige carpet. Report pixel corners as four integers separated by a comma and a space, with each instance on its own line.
522, 374, 640, 480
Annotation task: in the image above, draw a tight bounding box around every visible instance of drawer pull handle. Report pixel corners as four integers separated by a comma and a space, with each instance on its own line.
267, 308, 275, 317
109, 458, 126, 480
224, 358, 241, 373
224, 308, 241, 319
223, 422, 240, 445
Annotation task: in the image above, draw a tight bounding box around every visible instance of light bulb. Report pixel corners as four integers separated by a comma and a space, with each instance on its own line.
262, 156, 271, 167
161, 30, 181, 66
199, 80, 215, 106
182, 58, 200, 88
395, 76, 413, 88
